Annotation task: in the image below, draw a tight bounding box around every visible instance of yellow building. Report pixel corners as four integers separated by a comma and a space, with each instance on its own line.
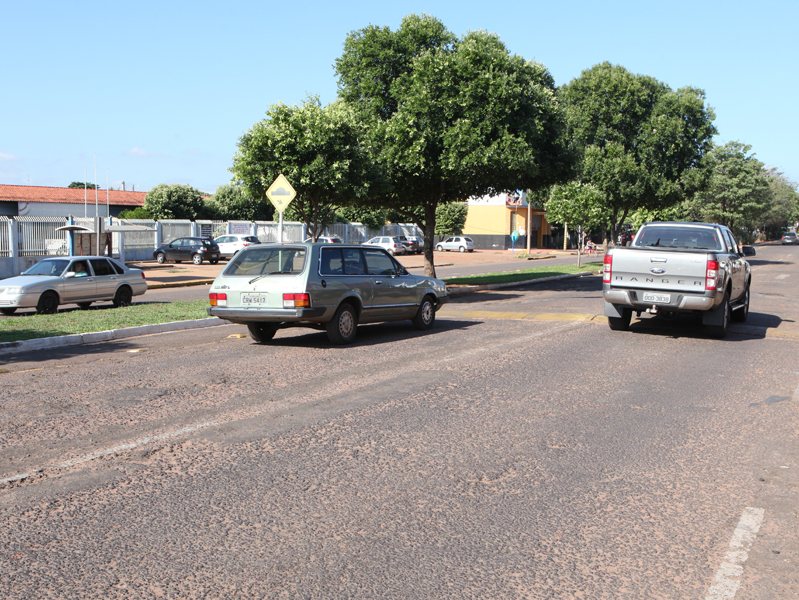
463, 192, 552, 250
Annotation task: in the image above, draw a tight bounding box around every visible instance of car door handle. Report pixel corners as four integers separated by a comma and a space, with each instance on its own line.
375, 280, 383, 285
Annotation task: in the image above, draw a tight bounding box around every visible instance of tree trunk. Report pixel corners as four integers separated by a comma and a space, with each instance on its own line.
422, 201, 438, 279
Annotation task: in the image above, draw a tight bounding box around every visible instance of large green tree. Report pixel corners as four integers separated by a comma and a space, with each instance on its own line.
336, 14, 574, 277
208, 183, 274, 222
143, 183, 206, 220
682, 141, 771, 240
757, 169, 799, 240
231, 97, 373, 241
559, 62, 716, 241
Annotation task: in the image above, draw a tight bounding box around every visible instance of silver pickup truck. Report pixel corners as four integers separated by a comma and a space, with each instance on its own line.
602, 222, 756, 338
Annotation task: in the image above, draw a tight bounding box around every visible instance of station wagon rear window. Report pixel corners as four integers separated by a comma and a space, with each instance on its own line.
636, 226, 722, 251
224, 247, 307, 276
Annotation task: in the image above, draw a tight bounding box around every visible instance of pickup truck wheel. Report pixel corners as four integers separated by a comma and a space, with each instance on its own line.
247, 322, 277, 343
707, 293, 731, 338
607, 308, 632, 331
731, 284, 750, 323
327, 303, 358, 345
412, 295, 436, 330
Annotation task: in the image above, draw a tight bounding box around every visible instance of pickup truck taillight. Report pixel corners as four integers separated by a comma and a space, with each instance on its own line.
603, 254, 612, 283
706, 260, 719, 290
209, 292, 227, 307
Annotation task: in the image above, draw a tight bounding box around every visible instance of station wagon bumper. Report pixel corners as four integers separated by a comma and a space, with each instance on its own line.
208, 306, 328, 323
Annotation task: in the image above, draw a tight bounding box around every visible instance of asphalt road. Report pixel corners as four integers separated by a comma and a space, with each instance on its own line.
0, 245, 797, 599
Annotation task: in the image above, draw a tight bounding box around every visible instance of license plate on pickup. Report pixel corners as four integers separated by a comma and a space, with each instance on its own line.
241, 293, 268, 306
642, 292, 670, 303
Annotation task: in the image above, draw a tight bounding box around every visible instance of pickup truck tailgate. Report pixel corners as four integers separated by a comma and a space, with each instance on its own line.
609, 248, 708, 293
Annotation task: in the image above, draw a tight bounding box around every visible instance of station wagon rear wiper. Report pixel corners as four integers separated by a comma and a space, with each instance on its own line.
248, 271, 292, 284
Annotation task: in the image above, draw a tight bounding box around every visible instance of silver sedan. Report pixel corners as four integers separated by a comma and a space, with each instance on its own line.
0, 256, 147, 315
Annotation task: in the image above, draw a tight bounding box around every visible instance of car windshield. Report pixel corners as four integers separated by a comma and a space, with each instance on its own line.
224, 246, 307, 276
635, 226, 722, 251
22, 259, 70, 276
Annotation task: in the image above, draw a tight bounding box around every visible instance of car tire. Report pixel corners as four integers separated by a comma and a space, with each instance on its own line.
192, 254, 203, 265
607, 307, 632, 331
113, 286, 133, 308
436, 245, 443, 252
459, 246, 465, 252
156, 252, 166, 264
388, 250, 394, 255
731, 283, 750, 323
210, 259, 219, 265
36, 291, 59, 315
327, 303, 358, 345
412, 295, 436, 330
0, 307, 17, 315
707, 291, 731, 338
247, 322, 277, 343
77, 302, 92, 310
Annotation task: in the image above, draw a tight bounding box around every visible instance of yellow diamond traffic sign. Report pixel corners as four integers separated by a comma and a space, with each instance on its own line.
266, 174, 296, 214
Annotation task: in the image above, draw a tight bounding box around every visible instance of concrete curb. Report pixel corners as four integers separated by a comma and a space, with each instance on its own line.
0, 318, 227, 357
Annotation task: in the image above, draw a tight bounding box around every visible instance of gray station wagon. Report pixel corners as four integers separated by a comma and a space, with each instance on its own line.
207, 243, 449, 344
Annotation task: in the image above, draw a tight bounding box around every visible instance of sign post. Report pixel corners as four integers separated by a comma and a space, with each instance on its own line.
265, 174, 297, 242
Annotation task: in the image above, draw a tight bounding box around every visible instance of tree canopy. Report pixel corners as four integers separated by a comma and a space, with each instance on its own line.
559, 62, 717, 240
336, 13, 574, 276
208, 183, 274, 222
231, 97, 373, 241
143, 184, 206, 220
68, 181, 97, 189
681, 141, 771, 239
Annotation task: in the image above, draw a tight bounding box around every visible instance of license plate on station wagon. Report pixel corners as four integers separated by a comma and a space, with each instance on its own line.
642, 292, 670, 303
241, 293, 268, 305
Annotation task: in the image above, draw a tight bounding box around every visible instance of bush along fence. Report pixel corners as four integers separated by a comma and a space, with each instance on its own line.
0, 216, 422, 279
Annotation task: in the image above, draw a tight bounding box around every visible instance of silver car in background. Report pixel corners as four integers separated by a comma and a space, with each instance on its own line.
207, 243, 448, 345
435, 236, 475, 252
0, 256, 147, 315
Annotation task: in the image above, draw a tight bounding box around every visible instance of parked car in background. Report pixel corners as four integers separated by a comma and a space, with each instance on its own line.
154, 237, 220, 265
214, 235, 261, 258
435, 236, 475, 252
781, 232, 798, 245
396, 235, 422, 254
304, 236, 343, 244
364, 236, 406, 255
406, 236, 425, 254
207, 243, 449, 345
0, 256, 147, 315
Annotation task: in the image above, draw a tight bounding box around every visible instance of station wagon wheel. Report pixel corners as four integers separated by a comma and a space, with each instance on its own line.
327, 303, 358, 345
192, 254, 203, 265
412, 295, 436, 330
113, 286, 133, 308
156, 252, 166, 264
247, 322, 277, 343
36, 291, 59, 315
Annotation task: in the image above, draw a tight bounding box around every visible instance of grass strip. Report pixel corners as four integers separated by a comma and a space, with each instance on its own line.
443, 262, 602, 286
0, 300, 210, 344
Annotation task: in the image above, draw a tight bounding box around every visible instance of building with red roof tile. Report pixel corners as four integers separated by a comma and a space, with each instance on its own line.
0, 184, 146, 218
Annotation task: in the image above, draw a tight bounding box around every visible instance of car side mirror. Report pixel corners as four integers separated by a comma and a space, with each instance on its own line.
741, 245, 756, 257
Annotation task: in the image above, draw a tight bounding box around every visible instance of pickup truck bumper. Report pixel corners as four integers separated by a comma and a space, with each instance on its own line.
603, 289, 717, 312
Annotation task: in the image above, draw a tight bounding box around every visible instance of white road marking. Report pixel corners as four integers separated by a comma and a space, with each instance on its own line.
776, 274, 790, 280
0, 420, 219, 486
705, 506, 765, 600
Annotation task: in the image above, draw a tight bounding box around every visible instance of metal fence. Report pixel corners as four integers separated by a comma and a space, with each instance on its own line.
0, 217, 10, 258
160, 220, 193, 244
16, 216, 69, 257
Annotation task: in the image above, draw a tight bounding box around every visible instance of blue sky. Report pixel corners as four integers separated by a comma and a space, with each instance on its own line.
2, 0, 797, 193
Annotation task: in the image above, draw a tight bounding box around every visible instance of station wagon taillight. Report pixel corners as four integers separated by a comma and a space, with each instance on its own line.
706, 259, 719, 290
603, 254, 612, 283
283, 293, 310, 308
209, 292, 227, 307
